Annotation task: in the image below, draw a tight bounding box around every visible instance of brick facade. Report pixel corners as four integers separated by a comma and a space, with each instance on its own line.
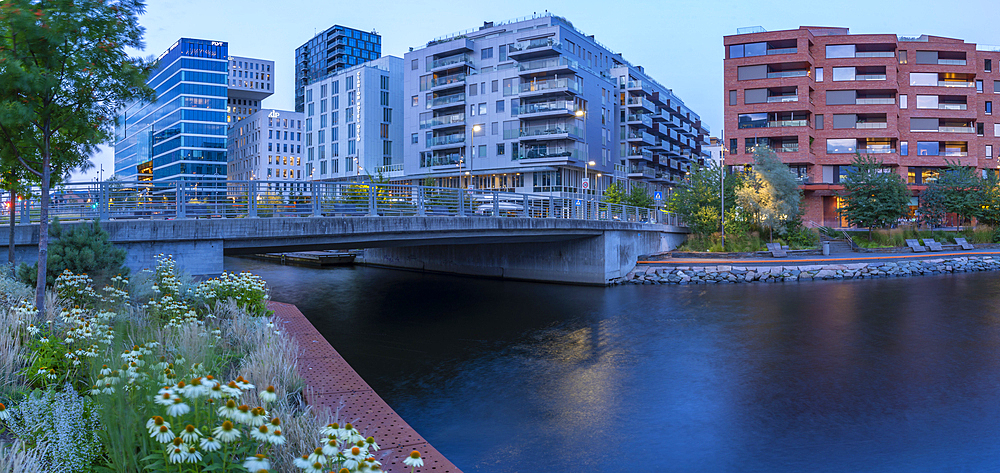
724, 26, 1000, 227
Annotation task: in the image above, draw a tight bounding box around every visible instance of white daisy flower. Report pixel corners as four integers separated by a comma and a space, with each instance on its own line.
306, 447, 327, 464
184, 446, 202, 463
217, 399, 240, 419
319, 422, 340, 437
168, 447, 185, 464
179, 424, 201, 443
154, 391, 174, 406
366, 436, 381, 451
403, 450, 424, 468
213, 421, 240, 443
321, 438, 339, 456
199, 436, 222, 452
293, 455, 312, 468
242, 454, 269, 471
303, 461, 325, 473
0, 402, 10, 421
166, 398, 190, 417
259, 385, 278, 404
246, 406, 267, 427
151, 425, 174, 444
146, 416, 170, 435
249, 424, 270, 442
267, 428, 285, 446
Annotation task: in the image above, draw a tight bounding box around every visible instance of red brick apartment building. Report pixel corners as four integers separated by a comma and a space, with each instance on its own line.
724, 26, 1000, 227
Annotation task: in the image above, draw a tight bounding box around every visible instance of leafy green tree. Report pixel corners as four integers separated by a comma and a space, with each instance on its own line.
838, 153, 911, 238
917, 186, 947, 228
931, 163, 986, 228
625, 184, 655, 209
0, 0, 153, 313
735, 146, 801, 240
17, 218, 128, 287
978, 174, 1000, 226
667, 163, 742, 235
602, 181, 627, 205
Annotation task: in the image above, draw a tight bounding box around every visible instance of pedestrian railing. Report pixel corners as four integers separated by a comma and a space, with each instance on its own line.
3, 180, 680, 226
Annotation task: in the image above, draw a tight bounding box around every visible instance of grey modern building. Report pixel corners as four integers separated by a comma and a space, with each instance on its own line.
226, 56, 275, 126
295, 25, 382, 113
226, 108, 304, 189
303, 56, 404, 182
401, 13, 710, 198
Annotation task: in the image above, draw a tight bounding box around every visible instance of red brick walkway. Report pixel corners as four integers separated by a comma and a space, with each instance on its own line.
269, 301, 463, 473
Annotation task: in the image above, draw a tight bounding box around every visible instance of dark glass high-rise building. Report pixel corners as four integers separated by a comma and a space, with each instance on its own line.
295, 25, 381, 112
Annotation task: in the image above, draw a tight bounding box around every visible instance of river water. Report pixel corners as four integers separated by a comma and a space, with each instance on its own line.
226, 257, 1000, 472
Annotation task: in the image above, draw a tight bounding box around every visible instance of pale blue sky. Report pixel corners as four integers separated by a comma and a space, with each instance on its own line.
75, 0, 999, 181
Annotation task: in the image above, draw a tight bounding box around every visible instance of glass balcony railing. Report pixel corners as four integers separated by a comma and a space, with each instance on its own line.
517, 100, 578, 115
431, 73, 467, 88
628, 166, 656, 178
854, 51, 894, 58
767, 95, 799, 103
627, 148, 653, 159
518, 57, 578, 72
626, 80, 653, 93
626, 96, 655, 109
503, 129, 520, 140
856, 74, 887, 81
863, 147, 893, 154
770, 119, 808, 127
766, 47, 798, 55
519, 78, 582, 94
419, 112, 465, 129
942, 150, 968, 156
427, 54, 474, 71
767, 70, 809, 78
427, 93, 466, 108
938, 81, 974, 88
626, 114, 653, 127
510, 38, 560, 53
772, 145, 800, 153
519, 123, 582, 138
856, 97, 895, 104
939, 126, 975, 133
517, 145, 580, 160
937, 59, 967, 65
626, 131, 655, 142
427, 134, 466, 147
855, 122, 888, 129
421, 153, 462, 167
939, 103, 968, 110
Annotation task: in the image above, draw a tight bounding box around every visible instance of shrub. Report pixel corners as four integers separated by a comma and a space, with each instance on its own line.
4, 385, 101, 473
17, 219, 128, 287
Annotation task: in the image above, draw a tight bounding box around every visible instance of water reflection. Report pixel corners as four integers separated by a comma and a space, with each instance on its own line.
226, 258, 1000, 472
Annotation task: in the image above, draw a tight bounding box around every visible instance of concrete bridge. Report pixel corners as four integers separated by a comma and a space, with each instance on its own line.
2, 180, 687, 284
5, 217, 687, 284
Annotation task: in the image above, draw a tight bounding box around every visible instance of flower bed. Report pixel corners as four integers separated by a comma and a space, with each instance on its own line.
0, 255, 426, 473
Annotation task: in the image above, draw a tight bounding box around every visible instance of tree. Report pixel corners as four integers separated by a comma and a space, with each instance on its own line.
667, 163, 742, 235
1, 151, 35, 265
930, 162, 986, 229
917, 186, 947, 228
0, 0, 154, 313
838, 153, 911, 238
735, 146, 801, 240
17, 218, 128, 287
602, 181, 627, 205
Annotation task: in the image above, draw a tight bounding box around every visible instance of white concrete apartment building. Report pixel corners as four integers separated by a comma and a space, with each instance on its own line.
302, 56, 404, 181
226, 108, 305, 193
401, 13, 710, 197
227, 56, 275, 127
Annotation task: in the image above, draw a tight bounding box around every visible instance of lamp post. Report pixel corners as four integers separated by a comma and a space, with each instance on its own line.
720, 137, 727, 250
468, 124, 481, 189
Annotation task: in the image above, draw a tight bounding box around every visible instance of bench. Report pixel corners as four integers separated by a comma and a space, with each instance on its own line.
954, 237, 975, 250
922, 238, 944, 252
766, 242, 787, 258
905, 239, 927, 253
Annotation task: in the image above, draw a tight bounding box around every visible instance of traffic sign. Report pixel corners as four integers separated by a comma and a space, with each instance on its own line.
574, 199, 583, 206
581, 178, 590, 190
654, 191, 663, 201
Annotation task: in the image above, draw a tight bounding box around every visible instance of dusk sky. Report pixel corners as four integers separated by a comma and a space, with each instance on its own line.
76, 0, 999, 181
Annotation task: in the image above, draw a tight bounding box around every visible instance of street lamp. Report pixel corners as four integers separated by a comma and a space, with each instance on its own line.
720, 136, 727, 250
468, 124, 481, 189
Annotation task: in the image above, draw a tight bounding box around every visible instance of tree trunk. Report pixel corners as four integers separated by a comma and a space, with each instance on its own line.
8, 190, 14, 265
35, 157, 50, 315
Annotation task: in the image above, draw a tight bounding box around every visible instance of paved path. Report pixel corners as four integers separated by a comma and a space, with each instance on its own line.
640, 249, 1000, 267
269, 301, 462, 473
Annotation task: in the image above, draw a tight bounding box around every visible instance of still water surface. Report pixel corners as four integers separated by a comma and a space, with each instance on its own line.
226, 257, 1000, 472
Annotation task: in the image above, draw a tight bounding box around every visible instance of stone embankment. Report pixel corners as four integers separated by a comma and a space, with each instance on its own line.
614, 255, 1000, 285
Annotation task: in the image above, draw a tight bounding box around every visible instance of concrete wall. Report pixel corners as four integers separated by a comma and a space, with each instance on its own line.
0, 217, 686, 283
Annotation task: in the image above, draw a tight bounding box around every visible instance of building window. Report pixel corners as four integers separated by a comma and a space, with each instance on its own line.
899, 94, 907, 109
977, 80, 984, 93
481, 47, 493, 60
900, 141, 908, 156
987, 59, 993, 72
411, 58, 418, 70
815, 67, 823, 82
478, 103, 487, 115
988, 145, 993, 158
898, 50, 907, 65
411, 95, 418, 107
478, 144, 487, 157
496, 100, 505, 113
978, 123, 985, 136
411, 133, 418, 144
469, 84, 477, 96
827, 138, 857, 154
497, 143, 505, 156
815, 114, 824, 130
491, 122, 498, 135
987, 101, 993, 115
728, 90, 736, 106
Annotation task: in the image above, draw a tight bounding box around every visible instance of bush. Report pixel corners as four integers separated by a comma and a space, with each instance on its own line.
17, 219, 128, 287
4, 385, 102, 473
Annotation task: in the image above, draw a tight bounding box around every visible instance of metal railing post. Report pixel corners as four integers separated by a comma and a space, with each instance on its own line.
368, 183, 378, 216
311, 182, 321, 217
19, 197, 28, 224
417, 186, 426, 216
493, 190, 499, 217
458, 188, 466, 216
548, 196, 554, 218
522, 191, 530, 218
176, 182, 186, 219
98, 182, 109, 220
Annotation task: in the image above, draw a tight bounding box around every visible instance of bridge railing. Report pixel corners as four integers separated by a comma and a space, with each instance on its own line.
4, 180, 681, 226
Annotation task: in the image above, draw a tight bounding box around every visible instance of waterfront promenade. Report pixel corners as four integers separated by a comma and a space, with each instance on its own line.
269, 301, 462, 473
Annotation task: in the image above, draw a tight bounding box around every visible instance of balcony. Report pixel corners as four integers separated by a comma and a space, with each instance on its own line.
519, 123, 583, 140
517, 144, 581, 160
767, 95, 799, 103
427, 93, 466, 109
938, 81, 974, 88
430, 72, 467, 89
509, 38, 561, 59
626, 80, 654, 94
628, 166, 656, 178
517, 100, 579, 117
627, 148, 654, 160
939, 103, 968, 110
770, 119, 808, 127
419, 112, 465, 129
937, 59, 967, 65
853, 51, 894, 58
767, 70, 809, 79
766, 47, 798, 55
626, 130, 655, 144
939, 126, 975, 133
518, 57, 577, 74
422, 152, 463, 167
427, 133, 466, 147
748, 145, 799, 153
856, 74, 887, 81
626, 96, 655, 110
864, 147, 894, 154
427, 54, 474, 72
856, 97, 895, 105
942, 150, 968, 156
519, 78, 582, 95
625, 114, 653, 127
855, 122, 888, 129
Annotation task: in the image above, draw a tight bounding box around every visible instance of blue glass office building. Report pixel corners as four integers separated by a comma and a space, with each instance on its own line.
295, 25, 381, 112
114, 38, 229, 182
